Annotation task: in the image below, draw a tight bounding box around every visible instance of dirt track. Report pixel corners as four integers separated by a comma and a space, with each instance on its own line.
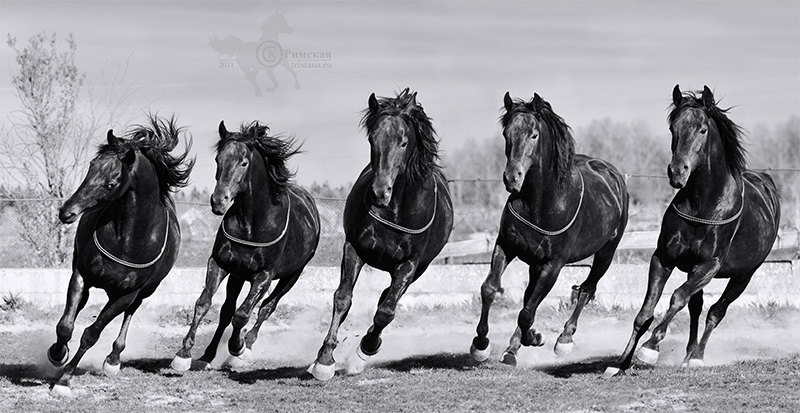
1, 299, 799, 412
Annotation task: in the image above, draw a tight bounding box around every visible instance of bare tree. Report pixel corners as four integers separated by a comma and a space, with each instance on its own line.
1, 32, 134, 266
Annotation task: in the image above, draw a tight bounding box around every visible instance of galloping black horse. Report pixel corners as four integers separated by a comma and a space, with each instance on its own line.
604, 86, 780, 377
171, 121, 319, 371
49, 115, 193, 396
471, 92, 629, 366
309, 89, 454, 380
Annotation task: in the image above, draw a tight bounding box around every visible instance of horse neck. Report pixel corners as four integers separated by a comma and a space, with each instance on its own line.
677, 131, 741, 214
229, 155, 286, 234
112, 155, 164, 241
259, 27, 282, 42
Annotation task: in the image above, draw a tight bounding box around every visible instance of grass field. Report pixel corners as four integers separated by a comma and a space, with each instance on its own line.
1, 296, 799, 412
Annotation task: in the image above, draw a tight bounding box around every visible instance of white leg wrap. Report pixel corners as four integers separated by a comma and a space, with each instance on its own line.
102, 359, 121, 376
308, 361, 336, 381
602, 366, 622, 379
50, 384, 73, 398
635, 346, 659, 365
470, 342, 492, 362
170, 355, 192, 372
554, 341, 574, 357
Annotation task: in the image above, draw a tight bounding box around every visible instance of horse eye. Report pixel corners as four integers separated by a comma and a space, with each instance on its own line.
700, 128, 707, 135
400, 141, 408, 148
104, 183, 115, 191
241, 161, 248, 167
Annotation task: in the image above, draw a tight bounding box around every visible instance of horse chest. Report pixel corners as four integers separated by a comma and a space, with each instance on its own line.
499, 224, 552, 263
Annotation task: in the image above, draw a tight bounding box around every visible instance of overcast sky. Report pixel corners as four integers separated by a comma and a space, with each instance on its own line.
1, 1, 798, 190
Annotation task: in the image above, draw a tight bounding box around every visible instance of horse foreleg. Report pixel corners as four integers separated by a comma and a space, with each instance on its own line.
244, 271, 301, 350
172, 257, 229, 370
49, 267, 90, 368
471, 243, 514, 362
556, 242, 617, 356
310, 242, 364, 380
638, 259, 720, 364
198, 275, 244, 366
51, 290, 139, 396
226, 270, 274, 363
354, 260, 417, 371
607, 252, 673, 376
517, 262, 563, 347
686, 271, 754, 367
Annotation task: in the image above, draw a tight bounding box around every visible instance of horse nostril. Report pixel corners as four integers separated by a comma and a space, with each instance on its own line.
681, 165, 688, 171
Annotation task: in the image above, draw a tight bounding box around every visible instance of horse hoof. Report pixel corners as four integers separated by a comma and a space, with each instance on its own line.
50, 384, 73, 398
470, 341, 491, 362
500, 351, 517, 367
635, 346, 659, 365
308, 361, 336, 381
47, 347, 68, 368
602, 366, 623, 379
554, 341, 574, 357
686, 359, 705, 368
170, 355, 192, 372
222, 348, 251, 370
102, 359, 120, 376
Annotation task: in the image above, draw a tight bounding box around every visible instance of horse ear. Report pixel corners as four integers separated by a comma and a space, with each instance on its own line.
672, 84, 683, 107
405, 92, 417, 111
503, 92, 513, 112
368, 93, 379, 114
107, 129, 119, 147
532, 93, 543, 109
120, 148, 136, 167
702, 86, 715, 108
218, 121, 228, 138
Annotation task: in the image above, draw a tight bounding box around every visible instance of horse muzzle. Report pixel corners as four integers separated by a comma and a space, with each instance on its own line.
371, 185, 392, 208
58, 204, 81, 224
667, 163, 689, 189
210, 193, 232, 215
503, 171, 523, 194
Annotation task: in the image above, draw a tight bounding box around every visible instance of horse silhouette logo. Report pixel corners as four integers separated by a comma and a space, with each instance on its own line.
210, 11, 301, 96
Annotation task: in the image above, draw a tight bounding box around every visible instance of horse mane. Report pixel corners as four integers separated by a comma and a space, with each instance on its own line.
501, 94, 575, 186
669, 90, 747, 175
98, 114, 194, 202
215, 121, 300, 202
360, 88, 441, 182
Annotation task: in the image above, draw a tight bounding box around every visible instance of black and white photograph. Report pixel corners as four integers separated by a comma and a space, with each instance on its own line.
0, 1, 798, 411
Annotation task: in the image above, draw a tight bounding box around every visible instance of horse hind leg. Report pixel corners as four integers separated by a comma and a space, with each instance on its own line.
556, 242, 617, 357
310, 242, 364, 381
686, 272, 754, 367
681, 290, 704, 367
244, 271, 302, 350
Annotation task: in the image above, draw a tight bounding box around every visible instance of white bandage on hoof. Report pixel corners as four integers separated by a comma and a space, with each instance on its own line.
346, 345, 372, 375
686, 358, 705, 368
554, 340, 574, 357
102, 359, 121, 376
602, 366, 622, 379
308, 361, 336, 381
222, 347, 251, 370
635, 346, 659, 365
170, 355, 192, 372
50, 384, 73, 398
470, 342, 491, 362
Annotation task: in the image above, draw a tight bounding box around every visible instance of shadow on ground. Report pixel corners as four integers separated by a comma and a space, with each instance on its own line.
378, 352, 481, 372
225, 366, 313, 384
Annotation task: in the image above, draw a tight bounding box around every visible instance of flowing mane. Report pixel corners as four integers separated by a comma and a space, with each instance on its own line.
98, 114, 194, 202
501, 94, 575, 186
669, 90, 747, 175
360, 88, 441, 182
215, 121, 300, 202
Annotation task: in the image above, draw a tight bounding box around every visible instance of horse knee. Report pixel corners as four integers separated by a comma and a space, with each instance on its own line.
480, 281, 499, 304
706, 303, 728, 326
517, 308, 534, 329
79, 326, 103, 349
633, 312, 653, 332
